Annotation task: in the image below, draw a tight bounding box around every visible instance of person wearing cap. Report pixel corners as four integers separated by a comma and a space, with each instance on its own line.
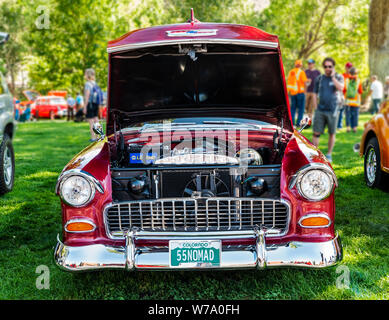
305, 59, 321, 119
287, 59, 309, 126
338, 62, 353, 130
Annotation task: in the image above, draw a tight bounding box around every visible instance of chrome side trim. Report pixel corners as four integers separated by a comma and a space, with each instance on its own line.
107, 39, 279, 53
298, 213, 332, 228
54, 232, 342, 271
64, 219, 97, 233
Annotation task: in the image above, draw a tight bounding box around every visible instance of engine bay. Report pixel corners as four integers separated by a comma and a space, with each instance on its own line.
109, 118, 286, 201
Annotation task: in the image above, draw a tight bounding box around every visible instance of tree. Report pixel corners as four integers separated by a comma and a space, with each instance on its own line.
369, 0, 389, 82
24, 0, 129, 94
0, 0, 26, 94
256, 0, 369, 76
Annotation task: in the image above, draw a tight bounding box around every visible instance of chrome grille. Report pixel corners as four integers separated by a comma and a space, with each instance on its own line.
105, 198, 289, 238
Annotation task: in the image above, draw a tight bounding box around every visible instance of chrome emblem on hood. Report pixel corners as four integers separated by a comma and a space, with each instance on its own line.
166, 29, 218, 37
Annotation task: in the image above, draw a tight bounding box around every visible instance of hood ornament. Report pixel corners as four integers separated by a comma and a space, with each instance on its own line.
187, 8, 199, 24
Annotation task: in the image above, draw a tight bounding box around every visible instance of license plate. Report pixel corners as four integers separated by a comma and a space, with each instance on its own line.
169, 240, 221, 268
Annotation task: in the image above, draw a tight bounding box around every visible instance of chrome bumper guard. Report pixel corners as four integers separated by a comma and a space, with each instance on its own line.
54, 229, 342, 271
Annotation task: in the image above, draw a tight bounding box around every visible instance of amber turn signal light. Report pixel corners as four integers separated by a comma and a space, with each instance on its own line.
299, 215, 331, 228
65, 220, 96, 233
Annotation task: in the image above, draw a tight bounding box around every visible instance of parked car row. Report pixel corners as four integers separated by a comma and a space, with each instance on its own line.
17, 92, 107, 121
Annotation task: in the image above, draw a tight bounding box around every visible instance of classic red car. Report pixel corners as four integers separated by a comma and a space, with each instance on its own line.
54, 12, 342, 271
35, 95, 68, 119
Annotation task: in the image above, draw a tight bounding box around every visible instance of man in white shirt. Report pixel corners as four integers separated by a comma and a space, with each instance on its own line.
369, 75, 383, 113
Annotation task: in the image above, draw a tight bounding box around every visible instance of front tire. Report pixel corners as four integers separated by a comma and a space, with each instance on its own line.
0, 135, 15, 195
364, 137, 386, 188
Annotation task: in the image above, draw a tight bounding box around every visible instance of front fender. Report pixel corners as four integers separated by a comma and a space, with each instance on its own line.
280, 130, 336, 242
58, 139, 113, 245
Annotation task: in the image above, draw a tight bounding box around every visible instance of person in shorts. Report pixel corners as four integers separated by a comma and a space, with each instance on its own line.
83, 68, 99, 142
312, 57, 344, 163
305, 59, 321, 119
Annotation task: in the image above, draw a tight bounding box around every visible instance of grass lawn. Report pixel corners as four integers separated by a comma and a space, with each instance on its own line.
0, 114, 388, 299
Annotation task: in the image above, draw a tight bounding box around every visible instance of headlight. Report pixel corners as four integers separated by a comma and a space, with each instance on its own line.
289, 164, 337, 201
60, 175, 95, 207
298, 170, 332, 200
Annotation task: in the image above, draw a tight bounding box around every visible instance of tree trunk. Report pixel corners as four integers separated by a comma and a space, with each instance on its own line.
369, 0, 389, 82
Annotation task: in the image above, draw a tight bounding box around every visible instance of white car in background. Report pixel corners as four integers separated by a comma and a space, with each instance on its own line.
0, 32, 16, 194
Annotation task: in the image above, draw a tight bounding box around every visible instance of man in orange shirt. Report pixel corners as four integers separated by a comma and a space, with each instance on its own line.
287, 59, 310, 126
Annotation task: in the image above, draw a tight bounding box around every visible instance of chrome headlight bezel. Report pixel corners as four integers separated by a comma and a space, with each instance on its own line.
56, 170, 104, 207
289, 163, 337, 202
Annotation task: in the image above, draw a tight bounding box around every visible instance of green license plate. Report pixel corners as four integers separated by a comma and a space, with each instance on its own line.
169, 240, 221, 268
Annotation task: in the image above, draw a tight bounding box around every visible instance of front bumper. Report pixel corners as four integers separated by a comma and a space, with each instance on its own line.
54, 230, 342, 271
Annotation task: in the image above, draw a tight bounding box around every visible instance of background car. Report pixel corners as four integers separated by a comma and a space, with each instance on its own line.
357, 100, 389, 188
0, 32, 15, 194
35, 95, 68, 119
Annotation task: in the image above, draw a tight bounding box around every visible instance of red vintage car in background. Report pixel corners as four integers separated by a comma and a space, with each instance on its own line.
54, 11, 342, 271
35, 95, 68, 119
19, 89, 41, 116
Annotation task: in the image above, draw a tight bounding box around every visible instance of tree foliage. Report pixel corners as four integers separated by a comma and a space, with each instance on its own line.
0, 0, 372, 95
0, 0, 26, 93
256, 0, 370, 77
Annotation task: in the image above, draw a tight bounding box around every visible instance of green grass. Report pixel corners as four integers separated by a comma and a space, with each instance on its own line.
0, 115, 388, 299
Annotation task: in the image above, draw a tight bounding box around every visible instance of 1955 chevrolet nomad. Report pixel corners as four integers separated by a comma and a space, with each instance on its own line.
54, 12, 342, 271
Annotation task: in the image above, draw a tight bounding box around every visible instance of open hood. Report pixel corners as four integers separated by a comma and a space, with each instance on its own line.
106, 22, 293, 136
22, 90, 41, 101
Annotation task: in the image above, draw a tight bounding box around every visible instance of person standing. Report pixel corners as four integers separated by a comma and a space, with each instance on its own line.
74, 92, 84, 122
312, 57, 344, 163
83, 68, 99, 142
384, 76, 389, 100
287, 59, 309, 126
368, 75, 383, 113
344, 67, 363, 133
338, 62, 352, 130
305, 59, 321, 119
67, 95, 76, 121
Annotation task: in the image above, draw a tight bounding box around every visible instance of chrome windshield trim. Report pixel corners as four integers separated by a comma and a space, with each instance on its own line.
107, 39, 279, 53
